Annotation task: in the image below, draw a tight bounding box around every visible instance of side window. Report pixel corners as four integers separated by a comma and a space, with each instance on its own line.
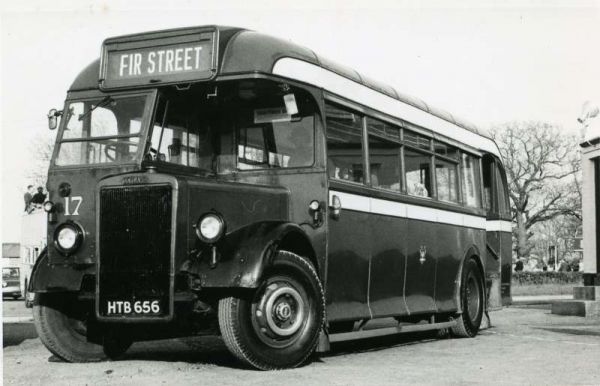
482, 155, 494, 212
405, 147, 431, 197
326, 103, 364, 184
496, 166, 510, 218
367, 117, 401, 191
434, 141, 459, 203
435, 158, 459, 202
482, 154, 509, 217
461, 153, 482, 207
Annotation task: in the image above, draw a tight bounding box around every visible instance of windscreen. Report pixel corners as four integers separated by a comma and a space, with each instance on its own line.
147, 80, 316, 174
54, 95, 151, 166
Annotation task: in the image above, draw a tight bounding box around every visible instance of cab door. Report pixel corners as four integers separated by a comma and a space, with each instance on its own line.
324, 102, 371, 321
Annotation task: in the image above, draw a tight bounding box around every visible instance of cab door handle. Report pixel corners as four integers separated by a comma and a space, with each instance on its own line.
329, 194, 342, 218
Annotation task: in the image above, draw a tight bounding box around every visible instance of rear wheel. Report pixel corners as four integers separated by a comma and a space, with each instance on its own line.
218, 251, 325, 370
33, 293, 131, 362
451, 258, 484, 338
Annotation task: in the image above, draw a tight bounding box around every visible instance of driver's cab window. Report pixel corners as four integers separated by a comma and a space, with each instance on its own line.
149, 99, 201, 167
235, 88, 315, 170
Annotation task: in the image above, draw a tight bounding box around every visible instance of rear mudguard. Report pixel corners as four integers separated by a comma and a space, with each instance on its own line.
182, 221, 317, 288
454, 246, 486, 313
28, 248, 88, 293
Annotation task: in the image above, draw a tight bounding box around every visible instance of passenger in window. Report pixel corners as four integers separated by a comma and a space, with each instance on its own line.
412, 182, 428, 197
370, 173, 379, 187
341, 168, 351, 180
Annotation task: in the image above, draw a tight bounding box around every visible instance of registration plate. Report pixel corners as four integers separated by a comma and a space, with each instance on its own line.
105, 300, 162, 316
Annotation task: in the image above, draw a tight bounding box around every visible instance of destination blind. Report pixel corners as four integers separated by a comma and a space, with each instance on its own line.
101, 31, 216, 89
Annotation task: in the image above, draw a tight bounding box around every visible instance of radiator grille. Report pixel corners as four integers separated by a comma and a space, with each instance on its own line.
98, 184, 172, 318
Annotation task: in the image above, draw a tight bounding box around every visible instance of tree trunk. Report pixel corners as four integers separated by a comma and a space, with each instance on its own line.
515, 212, 531, 258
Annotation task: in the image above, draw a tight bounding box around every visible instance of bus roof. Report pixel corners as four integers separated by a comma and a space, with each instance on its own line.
69, 25, 494, 145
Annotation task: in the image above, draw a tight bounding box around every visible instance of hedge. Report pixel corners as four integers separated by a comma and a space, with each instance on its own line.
511, 271, 583, 286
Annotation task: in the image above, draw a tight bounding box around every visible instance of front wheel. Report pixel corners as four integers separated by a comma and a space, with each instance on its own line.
33, 293, 131, 362
451, 258, 484, 338
218, 251, 325, 370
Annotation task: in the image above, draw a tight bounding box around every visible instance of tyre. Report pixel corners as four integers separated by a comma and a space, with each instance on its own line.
451, 258, 484, 338
33, 293, 130, 362
218, 251, 325, 370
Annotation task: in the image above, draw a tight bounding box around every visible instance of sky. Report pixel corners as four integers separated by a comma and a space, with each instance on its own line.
1, 0, 599, 243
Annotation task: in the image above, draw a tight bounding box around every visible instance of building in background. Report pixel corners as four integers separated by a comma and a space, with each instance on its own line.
20, 210, 48, 301
552, 102, 600, 317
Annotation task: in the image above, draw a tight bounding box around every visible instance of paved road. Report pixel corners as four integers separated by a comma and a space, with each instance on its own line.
3, 305, 600, 385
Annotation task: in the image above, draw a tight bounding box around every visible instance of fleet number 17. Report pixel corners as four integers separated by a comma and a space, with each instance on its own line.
64, 196, 83, 216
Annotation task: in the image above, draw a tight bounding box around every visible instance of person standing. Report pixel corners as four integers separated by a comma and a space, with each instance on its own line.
31, 187, 47, 207
24, 185, 34, 212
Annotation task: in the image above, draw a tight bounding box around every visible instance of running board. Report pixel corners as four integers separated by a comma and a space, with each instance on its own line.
327, 319, 457, 344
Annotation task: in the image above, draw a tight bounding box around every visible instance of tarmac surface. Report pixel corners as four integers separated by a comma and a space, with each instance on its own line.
3, 298, 600, 385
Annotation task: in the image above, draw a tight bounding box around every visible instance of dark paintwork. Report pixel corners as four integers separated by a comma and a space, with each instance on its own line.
368, 213, 408, 317
70, 26, 491, 141
29, 26, 510, 343
45, 166, 140, 267
327, 208, 371, 321
326, 179, 487, 321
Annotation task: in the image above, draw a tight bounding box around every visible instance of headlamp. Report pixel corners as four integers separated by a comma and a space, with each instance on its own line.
195, 213, 226, 243
43, 201, 55, 213
53, 221, 84, 255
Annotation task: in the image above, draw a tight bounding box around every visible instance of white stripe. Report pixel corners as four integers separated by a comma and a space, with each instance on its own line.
329, 190, 486, 229
370, 197, 407, 218
485, 220, 513, 232
272, 58, 501, 158
331, 190, 370, 212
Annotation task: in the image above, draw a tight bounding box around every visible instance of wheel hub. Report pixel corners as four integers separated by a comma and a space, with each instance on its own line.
274, 301, 292, 321
254, 282, 306, 339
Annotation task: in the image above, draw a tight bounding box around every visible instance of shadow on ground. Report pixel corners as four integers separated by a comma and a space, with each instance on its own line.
116, 330, 445, 369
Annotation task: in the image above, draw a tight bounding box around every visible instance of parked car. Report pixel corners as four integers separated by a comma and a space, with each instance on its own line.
3, 267, 22, 299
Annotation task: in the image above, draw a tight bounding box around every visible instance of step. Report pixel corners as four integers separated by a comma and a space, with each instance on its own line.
551, 300, 600, 318
573, 286, 600, 301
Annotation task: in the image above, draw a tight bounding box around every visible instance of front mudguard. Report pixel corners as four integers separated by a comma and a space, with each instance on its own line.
182, 221, 316, 288
29, 248, 89, 293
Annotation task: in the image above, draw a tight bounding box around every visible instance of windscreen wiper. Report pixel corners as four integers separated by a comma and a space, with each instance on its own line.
78, 96, 114, 121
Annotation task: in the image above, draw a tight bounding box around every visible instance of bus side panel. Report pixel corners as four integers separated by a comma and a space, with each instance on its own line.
326, 209, 371, 321
368, 213, 408, 317
435, 227, 485, 312
486, 229, 503, 309
404, 219, 437, 314
499, 230, 512, 305
431, 224, 461, 313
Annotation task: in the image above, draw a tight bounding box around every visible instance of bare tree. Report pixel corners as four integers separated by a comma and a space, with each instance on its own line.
26, 132, 56, 188
490, 121, 581, 259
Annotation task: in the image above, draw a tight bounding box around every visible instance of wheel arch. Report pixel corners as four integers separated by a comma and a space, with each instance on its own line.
28, 247, 86, 293
194, 221, 319, 289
